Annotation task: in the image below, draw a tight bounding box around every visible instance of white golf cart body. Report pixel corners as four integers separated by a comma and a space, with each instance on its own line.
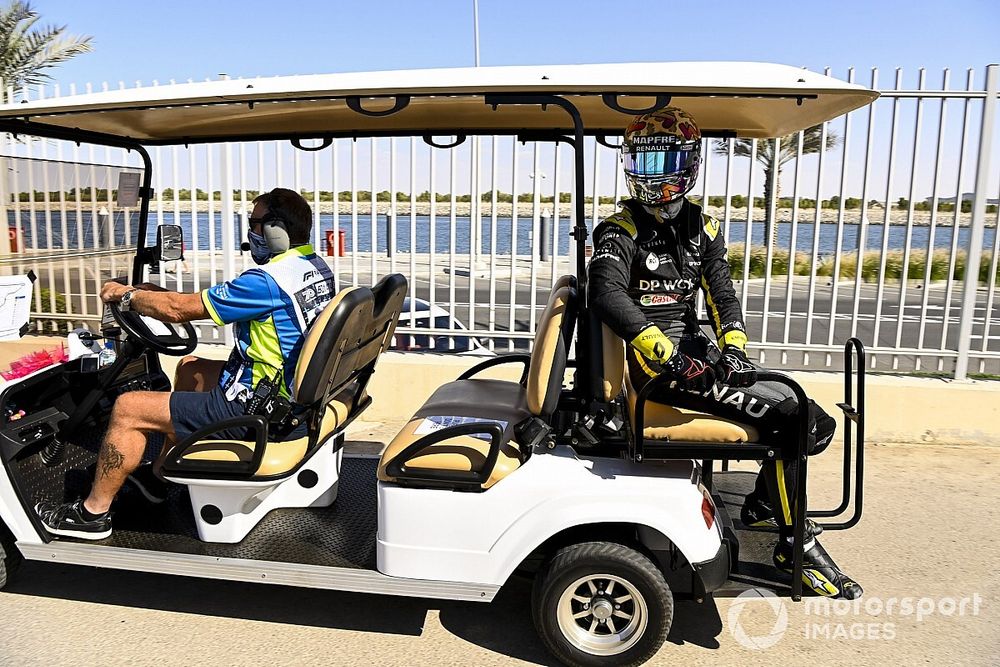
0, 62, 875, 661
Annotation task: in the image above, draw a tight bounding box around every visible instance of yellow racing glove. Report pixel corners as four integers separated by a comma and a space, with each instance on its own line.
631, 325, 716, 391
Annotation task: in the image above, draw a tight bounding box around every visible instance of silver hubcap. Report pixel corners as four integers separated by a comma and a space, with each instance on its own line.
556, 574, 648, 656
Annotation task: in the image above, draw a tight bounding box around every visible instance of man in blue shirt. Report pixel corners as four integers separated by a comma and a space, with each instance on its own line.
36, 188, 336, 540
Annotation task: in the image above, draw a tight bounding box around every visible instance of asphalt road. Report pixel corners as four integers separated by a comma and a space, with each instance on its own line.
1, 435, 997, 666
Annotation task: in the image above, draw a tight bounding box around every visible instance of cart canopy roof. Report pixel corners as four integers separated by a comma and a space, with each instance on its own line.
0, 62, 877, 145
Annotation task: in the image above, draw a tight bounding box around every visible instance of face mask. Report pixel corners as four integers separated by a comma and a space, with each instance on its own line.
247, 230, 273, 265
644, 198, 684, 223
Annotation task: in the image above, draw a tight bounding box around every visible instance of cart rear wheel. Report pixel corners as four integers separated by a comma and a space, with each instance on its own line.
0, 521, 22, 590
532, 541, 673, 667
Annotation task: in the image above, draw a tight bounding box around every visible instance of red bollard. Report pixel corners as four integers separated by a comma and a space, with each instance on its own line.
7, 226, 18, 253
325, 229, 348, 257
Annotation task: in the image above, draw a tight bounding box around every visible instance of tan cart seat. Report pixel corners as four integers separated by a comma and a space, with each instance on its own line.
624, 379, 759, 443
155, 274, 407, 544
603, 328, 759, 443
181, 384, 358, 476
379, 280, 575, 490
377, 379, 530, 489
158, 273, 407, 481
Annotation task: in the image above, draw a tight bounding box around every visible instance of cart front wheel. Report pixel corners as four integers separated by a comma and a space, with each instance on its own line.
532, 541, 673, 667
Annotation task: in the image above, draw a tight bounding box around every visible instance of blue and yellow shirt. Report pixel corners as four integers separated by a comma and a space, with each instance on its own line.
201, 244, 336, 402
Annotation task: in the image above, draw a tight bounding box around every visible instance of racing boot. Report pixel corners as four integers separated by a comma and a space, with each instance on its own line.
741, 492, 823, 536
773, 537, 863, 599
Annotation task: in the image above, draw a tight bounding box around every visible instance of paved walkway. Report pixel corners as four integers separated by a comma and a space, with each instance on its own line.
0, 432, 997, 666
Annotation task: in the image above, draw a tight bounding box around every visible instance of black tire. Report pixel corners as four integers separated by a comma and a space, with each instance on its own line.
0, 520, 22, 590
532, 541, 673, 667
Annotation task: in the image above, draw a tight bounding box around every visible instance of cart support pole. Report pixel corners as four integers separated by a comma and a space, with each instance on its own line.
955, 63, 999, 380
130, 146, 154, 283
483, 94, 597, 402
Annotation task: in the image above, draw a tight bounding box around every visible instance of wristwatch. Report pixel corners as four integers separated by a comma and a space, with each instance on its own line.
120, 287, 138, 312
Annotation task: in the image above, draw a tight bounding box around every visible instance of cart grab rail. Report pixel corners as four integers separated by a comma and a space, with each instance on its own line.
383, 421, 505, 491
156, 415, 270, 479
458, 354, 532, 385
809, 337, 865, 530
630, 370, 810, 463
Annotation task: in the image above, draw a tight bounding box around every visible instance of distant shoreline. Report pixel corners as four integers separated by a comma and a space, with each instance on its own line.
144, 200, 994, 228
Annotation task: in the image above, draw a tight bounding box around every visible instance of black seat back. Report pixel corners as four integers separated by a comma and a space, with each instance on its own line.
370, 273, 408, 354
293, 274, 408, 410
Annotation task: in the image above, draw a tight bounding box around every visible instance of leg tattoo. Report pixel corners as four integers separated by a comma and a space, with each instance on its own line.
98, 441, 126, 480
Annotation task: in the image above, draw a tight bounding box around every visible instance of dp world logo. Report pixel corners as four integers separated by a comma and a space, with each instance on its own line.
727, 589, 789, 650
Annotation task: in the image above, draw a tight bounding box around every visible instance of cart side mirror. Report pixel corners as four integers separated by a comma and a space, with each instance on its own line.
156, 224, 184, 262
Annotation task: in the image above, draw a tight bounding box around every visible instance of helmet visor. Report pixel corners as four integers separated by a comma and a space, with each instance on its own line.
621, 148, 698, 177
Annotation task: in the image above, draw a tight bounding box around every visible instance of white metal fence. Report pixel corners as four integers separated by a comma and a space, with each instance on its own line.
1, 66, 999, 377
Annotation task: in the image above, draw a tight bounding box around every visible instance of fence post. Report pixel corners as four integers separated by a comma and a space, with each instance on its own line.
385, 211, 395, 258
98, 206, 112, 247
539, 208, 551, 262
955, 63, 999, 380
471, 137, 481, 262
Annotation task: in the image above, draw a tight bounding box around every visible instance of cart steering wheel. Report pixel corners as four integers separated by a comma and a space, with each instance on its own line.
109, 302, 198, 356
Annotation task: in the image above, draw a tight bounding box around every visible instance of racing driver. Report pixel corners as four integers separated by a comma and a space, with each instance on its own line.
588, 107, 862, 599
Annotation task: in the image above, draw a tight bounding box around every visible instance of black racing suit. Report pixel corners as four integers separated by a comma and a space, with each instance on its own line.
588, 198, 834, 534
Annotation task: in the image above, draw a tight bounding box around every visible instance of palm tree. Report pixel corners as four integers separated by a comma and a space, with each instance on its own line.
0, 1, 92, 101
714, 125, 839, 247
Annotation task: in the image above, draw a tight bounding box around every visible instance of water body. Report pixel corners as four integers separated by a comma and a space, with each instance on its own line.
8, 210, 998, 257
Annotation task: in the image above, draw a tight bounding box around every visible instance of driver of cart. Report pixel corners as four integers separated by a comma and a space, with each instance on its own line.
35, 188, 337, 541
587, 108, 862, 600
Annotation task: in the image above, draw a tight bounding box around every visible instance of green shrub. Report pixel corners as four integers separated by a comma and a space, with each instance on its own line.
37, 287, 67, 315
977, 253, 1000, 283
747, 246, 768, 277
726, 246, 999, 284
930, 250, 952, 281
860, 252, 882, 281
34, 287, 69, 333
727, 244, 744, 278
769, 248, 790, 276
820, 254, 857, 279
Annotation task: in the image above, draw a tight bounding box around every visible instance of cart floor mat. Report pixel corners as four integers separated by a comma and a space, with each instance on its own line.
15, 434, 378, 569
711, 470, 793, 597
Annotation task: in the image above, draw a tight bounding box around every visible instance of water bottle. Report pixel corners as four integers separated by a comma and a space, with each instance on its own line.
98, 341, 117, 368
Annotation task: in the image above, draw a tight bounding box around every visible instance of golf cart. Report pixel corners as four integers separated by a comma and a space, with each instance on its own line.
0, 63, 875, 666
